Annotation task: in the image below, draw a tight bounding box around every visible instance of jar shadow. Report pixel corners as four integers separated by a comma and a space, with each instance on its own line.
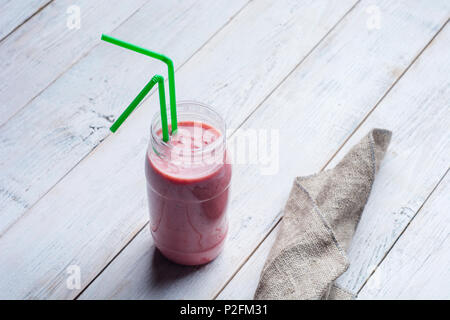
148, 247, 206, 291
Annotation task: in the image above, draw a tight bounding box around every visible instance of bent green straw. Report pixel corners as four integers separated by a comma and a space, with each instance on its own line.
110, 75, 169, 142
101, 34, 178, 133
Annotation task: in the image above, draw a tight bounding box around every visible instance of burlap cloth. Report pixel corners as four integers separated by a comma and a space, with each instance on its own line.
254, 129, 392, 300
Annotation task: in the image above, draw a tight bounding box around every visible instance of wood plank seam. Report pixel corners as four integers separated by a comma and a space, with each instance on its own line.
355, 166, 450, 297
0, 0, 149, 128
2, 0, 361, 242
5, 0, 445, 299
216, 19, 450, 299
173, 0, 254, 79
18, 1, 254, 298
213, 211, 284, 299
0, 0, 253, 239
73, 220, 149, 299
228, 0, 362, 138
76, 0, 361, 298
358, 171, 450, 299
320, 19, 450, 172
0, 0, 54, 44
0, 137, 95, 238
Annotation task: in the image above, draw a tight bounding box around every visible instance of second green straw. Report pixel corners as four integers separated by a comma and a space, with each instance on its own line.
101, 34, 178, 134
109, 75, 169, 142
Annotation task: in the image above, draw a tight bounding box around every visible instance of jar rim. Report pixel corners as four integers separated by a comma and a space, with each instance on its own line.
150, 100, 226, 156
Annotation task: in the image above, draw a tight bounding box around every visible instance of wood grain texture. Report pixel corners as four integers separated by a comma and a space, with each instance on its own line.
0, 0, 148, 126
217, 225, 278, 300
333, 24, 450, 295
219, 21, 450, 299
81, 0, 449, 299
0, 0, 52, 42
0, 0, 249, 236
0, 0, 358, 299
358, 172, 450, 300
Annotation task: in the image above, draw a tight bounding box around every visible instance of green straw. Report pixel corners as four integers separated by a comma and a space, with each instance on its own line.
109, 75, 169, 142
101, 34, 178, 133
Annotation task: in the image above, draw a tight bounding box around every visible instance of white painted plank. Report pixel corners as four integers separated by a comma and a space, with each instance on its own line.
358, 173, 450, 300
0, 0, 356, 234
0, 0, 51, 41
220, 21, 450, 299
0, 0, 249, 235
333, 24, 450, 295
218, 226, 278, 300
0, 0, 358, 299
81, 0, 450, 299
0, 0, 148, 126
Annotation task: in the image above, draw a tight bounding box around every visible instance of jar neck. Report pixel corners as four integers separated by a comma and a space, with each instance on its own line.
149, 101, 226, 167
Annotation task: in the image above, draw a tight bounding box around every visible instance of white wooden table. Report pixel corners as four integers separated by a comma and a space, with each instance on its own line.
0, 0, 449, 300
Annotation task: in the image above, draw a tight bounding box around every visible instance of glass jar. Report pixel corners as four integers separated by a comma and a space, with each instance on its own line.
145, 101, 231, 265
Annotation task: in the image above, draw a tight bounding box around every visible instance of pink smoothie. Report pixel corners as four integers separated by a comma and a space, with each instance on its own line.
145, 121, 231, 265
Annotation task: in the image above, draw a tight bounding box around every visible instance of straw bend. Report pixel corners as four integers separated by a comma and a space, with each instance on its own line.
109, 74, 170, 142
101, 34, 178, 133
